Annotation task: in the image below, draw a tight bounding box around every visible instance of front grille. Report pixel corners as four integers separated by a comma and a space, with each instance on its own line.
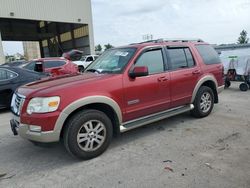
11, 93, 25, 116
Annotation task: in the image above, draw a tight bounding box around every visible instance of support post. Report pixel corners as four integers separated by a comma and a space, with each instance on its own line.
0, 31, 5, 64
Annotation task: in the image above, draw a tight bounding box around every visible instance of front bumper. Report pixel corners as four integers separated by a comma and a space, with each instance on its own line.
10, 115, 60, 143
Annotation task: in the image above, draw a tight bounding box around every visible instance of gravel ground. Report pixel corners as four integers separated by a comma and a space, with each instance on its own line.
0, 82, 250, 188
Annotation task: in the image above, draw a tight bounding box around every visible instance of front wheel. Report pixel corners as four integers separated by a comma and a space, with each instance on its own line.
63, 110, 113, 160
191, 86, 214, 118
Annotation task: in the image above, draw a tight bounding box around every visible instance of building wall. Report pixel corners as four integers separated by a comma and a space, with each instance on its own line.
23, 42, 41, 60
0, 31, 4, 64
0, 0, 92, 24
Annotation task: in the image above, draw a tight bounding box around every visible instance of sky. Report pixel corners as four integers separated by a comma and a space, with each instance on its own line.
2, 0, 250, 55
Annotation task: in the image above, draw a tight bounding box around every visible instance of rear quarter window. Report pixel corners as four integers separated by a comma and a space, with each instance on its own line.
196, 45, 221, 65
0, 69, 7, 80
0, 69, 18, 81
44, 61, 66, 68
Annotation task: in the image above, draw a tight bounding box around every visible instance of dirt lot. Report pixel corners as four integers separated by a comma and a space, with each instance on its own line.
0, 82, 250, 188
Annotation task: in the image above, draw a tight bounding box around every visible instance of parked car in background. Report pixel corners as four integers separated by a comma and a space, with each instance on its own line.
0, 66, 47, 109
2, 60, 27, 67
23, 57, 78, 76
73, 55, 99, 72
62, 50, 99, 72
10, 39, 224, 160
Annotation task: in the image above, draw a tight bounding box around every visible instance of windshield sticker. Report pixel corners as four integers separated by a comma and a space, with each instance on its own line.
115, 51, 129, 57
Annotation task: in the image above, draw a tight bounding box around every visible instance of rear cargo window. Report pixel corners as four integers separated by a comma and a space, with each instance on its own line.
196, 45, 221, 65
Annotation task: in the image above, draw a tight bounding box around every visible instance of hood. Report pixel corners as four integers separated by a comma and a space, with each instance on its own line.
18, 73, 116, 97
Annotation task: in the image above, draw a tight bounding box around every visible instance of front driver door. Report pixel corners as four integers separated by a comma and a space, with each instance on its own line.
123, 47, 171, 122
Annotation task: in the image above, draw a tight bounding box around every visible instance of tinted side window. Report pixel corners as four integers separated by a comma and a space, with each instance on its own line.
0, 69, 17, 80
168, 48, 188, 70
196, 45, 221, 64
0, 69, 7, 80
184, 48, 195, 67
6, 70, 18, 79
24, 61, 36, 71
135, 49, 164, 74
44, 61, 66, 68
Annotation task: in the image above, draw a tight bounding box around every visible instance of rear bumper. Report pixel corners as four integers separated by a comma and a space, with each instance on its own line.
10, 115, 60, 143
217, 85, 225, 94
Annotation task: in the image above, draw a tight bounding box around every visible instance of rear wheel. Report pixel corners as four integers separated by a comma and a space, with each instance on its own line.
63, 110, 113, 160
239, 83, 248, 91
191, 86, 214, 118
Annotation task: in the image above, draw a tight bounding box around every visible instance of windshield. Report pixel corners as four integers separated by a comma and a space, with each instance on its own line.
80, 56, 87, 61
85, 48, 136, 74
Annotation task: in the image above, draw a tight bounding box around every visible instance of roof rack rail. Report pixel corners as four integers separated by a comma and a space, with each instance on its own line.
162, 38, 204, 42
130, 38, 204, 45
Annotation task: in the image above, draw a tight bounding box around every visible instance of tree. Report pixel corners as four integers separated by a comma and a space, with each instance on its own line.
95, 44, 102, 52
237, 30, 249, 44
104, 44, 114, 50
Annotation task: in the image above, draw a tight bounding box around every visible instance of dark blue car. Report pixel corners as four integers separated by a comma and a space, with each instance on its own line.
0, 66, 47, 109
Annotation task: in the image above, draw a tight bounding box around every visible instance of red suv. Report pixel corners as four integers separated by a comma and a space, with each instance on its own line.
10, 39, 224, 159
23, 57, 78, 76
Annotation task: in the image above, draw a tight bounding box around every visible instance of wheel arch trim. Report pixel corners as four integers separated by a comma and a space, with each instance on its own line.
191, 75, 218, 103
53, 96, 123, 137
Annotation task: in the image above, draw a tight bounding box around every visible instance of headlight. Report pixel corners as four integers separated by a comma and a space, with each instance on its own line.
27, 97, 60, 115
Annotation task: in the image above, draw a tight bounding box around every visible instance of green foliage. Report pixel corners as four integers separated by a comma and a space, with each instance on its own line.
95, 44, 102, 52
104, 44, 114, 51
237, 30, 249, 44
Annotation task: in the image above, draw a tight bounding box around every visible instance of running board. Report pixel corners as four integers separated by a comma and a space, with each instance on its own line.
120, 104, 194, 133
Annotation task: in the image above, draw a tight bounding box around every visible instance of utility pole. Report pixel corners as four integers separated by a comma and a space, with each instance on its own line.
142, 34, 153, 41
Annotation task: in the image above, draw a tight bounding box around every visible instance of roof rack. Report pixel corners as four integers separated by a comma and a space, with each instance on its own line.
130, 38, 204, 45
161, 38, 204, 43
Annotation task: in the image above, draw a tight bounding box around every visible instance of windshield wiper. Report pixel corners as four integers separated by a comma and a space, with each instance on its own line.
86, 69, 101, 73
100, 70, 113, 73
86, 69, 114, 74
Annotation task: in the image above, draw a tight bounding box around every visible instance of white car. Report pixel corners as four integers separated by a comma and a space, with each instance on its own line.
73, 55, 99, 72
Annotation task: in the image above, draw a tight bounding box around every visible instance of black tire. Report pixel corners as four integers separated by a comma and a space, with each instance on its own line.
78, 66, 85, 73
225, 80, 231, 88
247, 80, 250, 88
239, 83, 248, 92
63, 109, 113, 160
191, 86, 214, 118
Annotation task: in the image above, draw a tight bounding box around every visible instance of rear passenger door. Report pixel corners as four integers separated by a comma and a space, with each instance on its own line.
166, 46, 201, 108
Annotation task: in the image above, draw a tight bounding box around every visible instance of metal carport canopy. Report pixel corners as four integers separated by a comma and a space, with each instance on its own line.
0, 18, 55, 41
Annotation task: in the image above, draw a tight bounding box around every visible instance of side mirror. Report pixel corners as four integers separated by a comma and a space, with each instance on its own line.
129, 66, 149, 79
